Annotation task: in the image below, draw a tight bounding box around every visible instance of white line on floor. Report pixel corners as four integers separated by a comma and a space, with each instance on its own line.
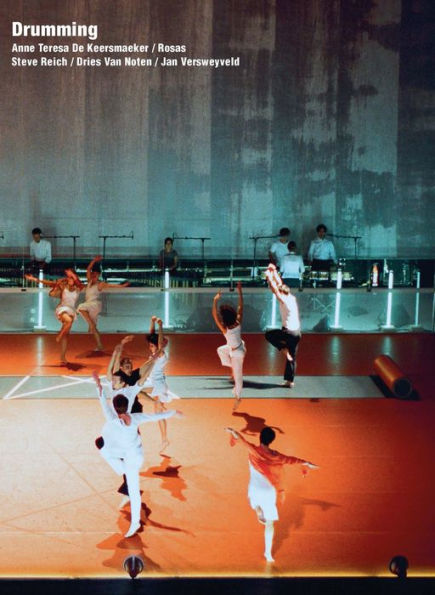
3, 375, 30, 400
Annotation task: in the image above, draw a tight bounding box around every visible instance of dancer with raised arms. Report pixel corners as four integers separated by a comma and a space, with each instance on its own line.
212, 281, 246, 411
77, 255, 129, 351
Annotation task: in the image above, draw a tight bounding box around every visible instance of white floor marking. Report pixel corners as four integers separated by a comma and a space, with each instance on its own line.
3, 375, 30, 400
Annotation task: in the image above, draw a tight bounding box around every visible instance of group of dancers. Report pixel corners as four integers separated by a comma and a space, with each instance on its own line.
25, 255, 129, 362
27, 259, 318, 561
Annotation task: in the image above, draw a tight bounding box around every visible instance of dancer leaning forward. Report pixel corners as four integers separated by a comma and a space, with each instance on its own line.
94, 371, 183, 538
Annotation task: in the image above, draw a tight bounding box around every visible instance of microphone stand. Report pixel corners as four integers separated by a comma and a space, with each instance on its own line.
98, 233, 134, 259
327, 233, 362, 258
172, 235, 211, 277
249, 234, 277, 277
44, 234, 81, 267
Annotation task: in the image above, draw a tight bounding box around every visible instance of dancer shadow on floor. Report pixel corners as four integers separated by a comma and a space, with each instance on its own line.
141, 456, 187, 502
75, 349, 110, 359
232, 411, 284, 436
138, 502, 193, 535
273, 490, 340, 558
242, 379, 284, 390
97, 522, 161, 572
43, 362, 87, 371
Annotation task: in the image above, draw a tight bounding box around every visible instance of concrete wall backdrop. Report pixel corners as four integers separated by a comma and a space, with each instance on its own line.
0, 0, 434, 259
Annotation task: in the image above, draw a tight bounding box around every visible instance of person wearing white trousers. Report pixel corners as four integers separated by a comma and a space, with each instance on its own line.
95, 374, 183, 538
212, 281, 246, 411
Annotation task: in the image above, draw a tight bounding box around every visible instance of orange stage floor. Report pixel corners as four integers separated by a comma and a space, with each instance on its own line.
0, 333, 433, 577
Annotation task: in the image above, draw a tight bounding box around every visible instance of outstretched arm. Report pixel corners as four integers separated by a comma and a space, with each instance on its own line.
236, 281, 244, 324
138, 352, 158, 385
86, 255, 102, 282
212, 290, 225, 333
225, 427, 257, 455
107, 343, 122, 381
25, 274, 58, 287
265, 265, 285, 303
155, 317, 164, 350
98, 281, 130, 289
93, 371, 116, 421
149, 315, 157, 335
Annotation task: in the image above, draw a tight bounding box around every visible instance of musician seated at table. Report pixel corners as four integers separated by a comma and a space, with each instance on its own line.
268, 227, 291, 269
30, 227, 52, 274
307, 224, 337, 271
159, 237, 179, 272
280, 241, 305, 288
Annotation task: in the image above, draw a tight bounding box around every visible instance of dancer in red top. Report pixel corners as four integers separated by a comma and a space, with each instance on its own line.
226, 426, 318, 562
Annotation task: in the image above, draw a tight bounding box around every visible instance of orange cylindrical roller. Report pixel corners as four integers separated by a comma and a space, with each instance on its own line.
374, 354, 412, 399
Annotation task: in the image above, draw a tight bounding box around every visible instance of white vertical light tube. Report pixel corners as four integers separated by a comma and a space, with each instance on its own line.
331, 291, 342, 330
381, 271, 395, 330
388, 269, 394, 289
38, 268, 44, 289
34, 285, 46, 330
336, 268, 343, 290
164, 289, 170, 328
331, 268, 342, 330
164, 269, 170, 327
412, 270, 421, 330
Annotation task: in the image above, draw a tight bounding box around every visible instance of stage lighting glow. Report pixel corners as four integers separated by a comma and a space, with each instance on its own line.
34, 284, 46, 330
330, 291, 342, 330
388, 269, 394, 290
164, 287, 170, 328
389, 555, 408, 579
336, 268, 343, 290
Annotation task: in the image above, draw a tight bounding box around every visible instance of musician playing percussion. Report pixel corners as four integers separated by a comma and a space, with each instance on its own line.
159, 237, 179, 272
307, 224, 337, 271
280, 241, 305, 288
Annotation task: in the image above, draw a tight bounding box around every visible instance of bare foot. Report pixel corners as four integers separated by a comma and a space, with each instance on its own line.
232, 396, 241, 411
264, 553, 275, 563
124, 521, 141, 538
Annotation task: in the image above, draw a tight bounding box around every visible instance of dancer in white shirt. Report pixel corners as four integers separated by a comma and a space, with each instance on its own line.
279, 241, 305, 288
269, 227, 291, 269
307, 223, 337, 269
77, 255, 129, 351
94, 372, 183, 538
25, 268, 84, 364
141, 317, 178, 454
212, 281, 246, 411
265, 264, 301, 387
29, 227, 52, 272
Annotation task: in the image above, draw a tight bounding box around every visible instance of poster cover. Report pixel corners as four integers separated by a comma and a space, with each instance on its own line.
0, 0, 434, 583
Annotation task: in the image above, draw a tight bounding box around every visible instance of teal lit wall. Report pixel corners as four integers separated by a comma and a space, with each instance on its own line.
1, 0, 434, 259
